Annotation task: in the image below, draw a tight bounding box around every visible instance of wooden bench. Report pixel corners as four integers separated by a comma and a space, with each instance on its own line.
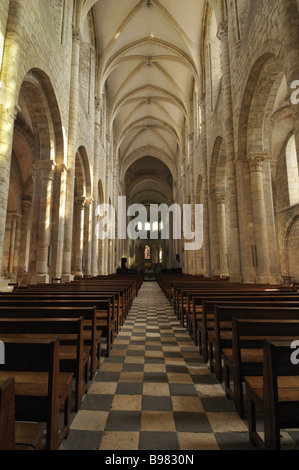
172, 281, 291, 317
0, 377, 46, 450
0, 316, 89, 411
198, 296, 299, 361
0, 301, 102, 377
0, 337, 73, 450
209, 305, 299, 384
222, 317, 299, 417
244, 340, 299, 450
23, 281, 133, 326
179, 286, 295, 328
0, 294, 113, 357
187, 291, 282, 343
12, 287, 119, 333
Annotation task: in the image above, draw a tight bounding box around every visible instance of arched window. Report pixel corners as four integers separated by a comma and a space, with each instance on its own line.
159, 246, 163, 263
144, 245, 151, 260
286, 134, 299, 206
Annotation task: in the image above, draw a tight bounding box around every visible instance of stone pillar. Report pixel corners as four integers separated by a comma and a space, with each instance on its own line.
0, 1, 25, 276
73, 197, 86, 276
217, 21, 241, 281
91, 98, 101, 276
62, 28, 81, 282
17, 199, 32, 281
7, 213, 18, 277
248, 154, 274, 283
199, 95, 211, 277
31, 160, 56, 284
215, 193, 229, 277
234, 158, 256, 283
52, 164, 67, 279
83, 197, 92, 276
12, 213, 21, 278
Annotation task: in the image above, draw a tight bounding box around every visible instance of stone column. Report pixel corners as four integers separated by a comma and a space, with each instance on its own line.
17, 199, 32, 281
62, 28, 81, 281
248, 154, 274, 283
215, 193, 229, 277
91, 98, 101, 276
52, 164, 67, 279
83, 197, 92, 276
73, 197, 86, 276
7, 213, 18, 277
12, 213, 21, 278
217, 21, 241, 281
199, 95, 211, 277
31, 160, 56, 284
0, 1, 25, 276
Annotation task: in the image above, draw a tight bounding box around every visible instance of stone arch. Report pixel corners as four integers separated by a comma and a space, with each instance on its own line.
17, 68, 64, 165
120, 145, 177, 183
283, 213, 299, 282
74, 146, 92, 200
2, 68, 64, 282
236, 52, 290, 283
237, 53, 283, 161
209, 136, 227, 193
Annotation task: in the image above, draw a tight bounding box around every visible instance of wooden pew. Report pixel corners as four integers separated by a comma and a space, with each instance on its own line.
171, 280, 291, 315
222, 317, 299, 417
178, 285, 295, 327
0, 337, 73, 450
209, 305, 299, 384
13, 287, 119, 335
0, 301, 102, 377
0, 294, 113, 357
24, 280, 134, 324
0, 377, 46, 450
244, 340, 299, 450
198, 296, 299, 361
0, 316, 89, 411
173, 289, 294, 342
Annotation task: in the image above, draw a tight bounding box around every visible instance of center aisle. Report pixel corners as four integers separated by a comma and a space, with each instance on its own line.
60, 282, 252, 451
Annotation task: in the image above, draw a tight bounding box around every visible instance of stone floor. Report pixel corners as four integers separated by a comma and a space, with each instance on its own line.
60, 282, 299, 452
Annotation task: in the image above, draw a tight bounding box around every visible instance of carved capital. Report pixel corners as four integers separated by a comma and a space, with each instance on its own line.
31, 160, 56, 179
215, 193, 227, 205
75, 196, 86, 207
247, 153, 269, 172
72, 28, 81, 44
217, 21, 228, 41
21, 198, 32, 215
55, 163, 68, 174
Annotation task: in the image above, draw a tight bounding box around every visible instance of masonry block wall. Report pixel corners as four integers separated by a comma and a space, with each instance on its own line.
0, 0, 299, 284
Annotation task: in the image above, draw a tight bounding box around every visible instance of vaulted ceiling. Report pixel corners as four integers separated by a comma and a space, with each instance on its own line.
89, 0, 211, 203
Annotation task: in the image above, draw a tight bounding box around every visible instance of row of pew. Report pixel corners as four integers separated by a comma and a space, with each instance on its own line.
157, 273, 299, 450
0, 274, 143, 450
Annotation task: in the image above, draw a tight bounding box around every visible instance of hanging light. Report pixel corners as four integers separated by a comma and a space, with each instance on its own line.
146, 0, 152, 7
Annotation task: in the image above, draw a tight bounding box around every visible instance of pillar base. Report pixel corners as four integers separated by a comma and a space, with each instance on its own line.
61, 274, 74, 283
0, 279, 14, 292
229, 273, 243, 283
30, 273, 50, 284
256, 274, 276, 284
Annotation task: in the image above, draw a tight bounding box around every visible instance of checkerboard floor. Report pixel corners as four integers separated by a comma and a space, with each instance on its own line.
60, 282, 299, 451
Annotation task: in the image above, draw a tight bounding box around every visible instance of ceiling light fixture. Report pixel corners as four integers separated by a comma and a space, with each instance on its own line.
146, 0, 152, 7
